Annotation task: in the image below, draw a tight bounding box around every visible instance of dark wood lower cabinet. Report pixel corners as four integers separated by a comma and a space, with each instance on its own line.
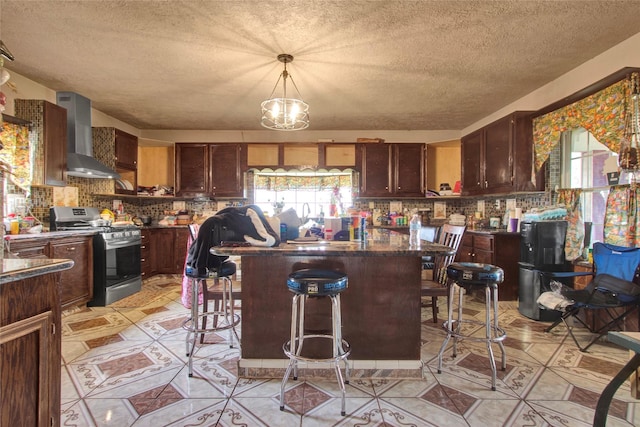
145, 228, 190, 277
0, 271, 61, 427
457, 231, 520, 301
8, 235, 93, 309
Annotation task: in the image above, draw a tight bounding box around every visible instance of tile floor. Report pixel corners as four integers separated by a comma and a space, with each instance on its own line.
60, 275, 640, 426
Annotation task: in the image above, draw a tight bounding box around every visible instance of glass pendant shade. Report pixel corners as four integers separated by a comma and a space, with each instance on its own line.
261, 54, 309, 131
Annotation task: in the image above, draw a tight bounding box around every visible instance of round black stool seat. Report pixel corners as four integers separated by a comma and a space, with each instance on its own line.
185, 260, 237, 279
446, 262, 504, 287
287, 269, 348, 296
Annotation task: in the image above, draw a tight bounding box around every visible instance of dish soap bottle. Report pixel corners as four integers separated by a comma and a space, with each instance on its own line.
409, 214, 421, 247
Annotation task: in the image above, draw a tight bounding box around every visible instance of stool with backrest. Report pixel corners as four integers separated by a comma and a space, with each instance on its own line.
280, 269, 351, 416
421, 224, 465, 323
437, 262, 506, 390
183, 222, 240, 377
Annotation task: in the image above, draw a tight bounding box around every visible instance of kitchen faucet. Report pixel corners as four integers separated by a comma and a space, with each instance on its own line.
301, 203, 311, 224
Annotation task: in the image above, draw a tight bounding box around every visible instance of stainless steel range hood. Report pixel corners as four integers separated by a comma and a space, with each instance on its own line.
56, 92, 120, 179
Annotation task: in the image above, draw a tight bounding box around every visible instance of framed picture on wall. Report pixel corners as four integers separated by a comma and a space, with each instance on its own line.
434, 201, 447, 219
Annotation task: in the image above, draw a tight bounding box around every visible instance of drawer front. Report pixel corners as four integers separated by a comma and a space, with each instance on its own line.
473, 235, 494, 252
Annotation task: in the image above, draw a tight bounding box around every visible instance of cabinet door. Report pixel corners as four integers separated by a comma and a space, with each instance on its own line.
43, 101, 67, 186
115, 129, 138, 169
0, 311, 54, 427
323, 144, 356, 167
457, 233, 474, 262
358, 144, 392, 197
484, 115, 513, 193
394, 144, 425, 197
153, 229, 176, 274
175, 144, 210, 196
209, 144, 244, 197
461, 130, 483, 195
174, 229, 190, 274
50, 237, 93, 309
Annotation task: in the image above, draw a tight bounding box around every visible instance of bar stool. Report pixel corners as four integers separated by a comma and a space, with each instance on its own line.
183, 261, 240, 377
437, 262, 506, 390
280, 269, 351, 416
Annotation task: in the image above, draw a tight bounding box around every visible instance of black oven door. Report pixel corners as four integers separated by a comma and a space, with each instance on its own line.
104, 240, 141, 286
90, 233, 142, 306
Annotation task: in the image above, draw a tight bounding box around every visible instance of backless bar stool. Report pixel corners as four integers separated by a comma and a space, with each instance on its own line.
280, 269, 351, 416
183, 261, 239, 377
437, 262, 506, 390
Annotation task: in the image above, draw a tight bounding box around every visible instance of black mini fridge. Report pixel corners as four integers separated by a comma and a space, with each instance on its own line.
518, 220, 570, 321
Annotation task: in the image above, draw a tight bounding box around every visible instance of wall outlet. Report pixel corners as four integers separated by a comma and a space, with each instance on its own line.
495, 199, 501, 209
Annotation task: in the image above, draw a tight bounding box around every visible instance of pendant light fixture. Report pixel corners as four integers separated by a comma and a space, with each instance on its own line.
260, 54, 309, 131
619, 72, 640, 172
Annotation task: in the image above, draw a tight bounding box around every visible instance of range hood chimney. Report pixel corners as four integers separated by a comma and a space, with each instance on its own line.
56, 92, 120, 179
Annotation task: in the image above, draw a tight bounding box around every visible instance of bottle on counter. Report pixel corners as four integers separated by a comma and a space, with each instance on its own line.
409, 214, 421, 246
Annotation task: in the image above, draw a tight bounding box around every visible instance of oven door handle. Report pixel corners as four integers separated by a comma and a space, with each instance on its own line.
104, 238, 141, 250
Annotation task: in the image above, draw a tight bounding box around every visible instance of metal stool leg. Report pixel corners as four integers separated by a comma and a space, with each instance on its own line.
437, 281, 456, 373
331, 294, 347, 416
485, 284, 498, 390
493, 285, 506, 371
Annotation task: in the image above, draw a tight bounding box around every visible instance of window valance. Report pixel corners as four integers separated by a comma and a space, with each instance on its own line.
533, 76, 631, 171
253, 168, 354, 191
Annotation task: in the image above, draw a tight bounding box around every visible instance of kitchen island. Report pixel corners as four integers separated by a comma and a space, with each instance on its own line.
212, 229, 455, 378
1, 258, 74, 427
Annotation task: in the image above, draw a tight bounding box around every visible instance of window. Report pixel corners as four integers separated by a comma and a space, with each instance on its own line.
559, 128, 630, 245
253, 170, 354, 221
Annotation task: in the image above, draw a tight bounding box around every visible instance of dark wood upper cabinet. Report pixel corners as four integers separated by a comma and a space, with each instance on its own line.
394, 143, 425, 197
461, 129, 483, 195
15, 99, 67, 186
461, 111, 541, 195
175, 143, 209, 196
115, 129, 138, 169
357, 143, 425, 197
209, 144, 244, 197
175, 143, 245, 198
357, 143, 393, 197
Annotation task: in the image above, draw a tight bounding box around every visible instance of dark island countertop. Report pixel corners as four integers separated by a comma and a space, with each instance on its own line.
212, 228, 455, 257
1, 258, 75, 285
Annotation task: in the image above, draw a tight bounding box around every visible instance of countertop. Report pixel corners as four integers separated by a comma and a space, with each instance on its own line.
4, 229, 99, 241
1, 258, 75, 285
212, 229, 455, 257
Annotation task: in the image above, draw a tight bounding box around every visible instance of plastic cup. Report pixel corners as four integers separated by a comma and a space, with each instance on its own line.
509, 218, 519, 233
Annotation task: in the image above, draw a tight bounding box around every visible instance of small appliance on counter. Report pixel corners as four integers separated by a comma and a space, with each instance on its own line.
50, 206, 142, 306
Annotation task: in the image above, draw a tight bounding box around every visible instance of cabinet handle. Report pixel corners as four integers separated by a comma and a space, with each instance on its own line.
66, 247, 76, 251
485, 180, 488, 187
141, 245, 146, 249
385, 186, 389, 190
397, 186, 401, 190
141, 258, 146, 262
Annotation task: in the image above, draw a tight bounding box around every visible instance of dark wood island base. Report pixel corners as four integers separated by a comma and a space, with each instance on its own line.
213, 230, 455, 379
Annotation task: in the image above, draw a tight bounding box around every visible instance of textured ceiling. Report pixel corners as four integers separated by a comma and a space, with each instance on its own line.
1, 0, 640, 132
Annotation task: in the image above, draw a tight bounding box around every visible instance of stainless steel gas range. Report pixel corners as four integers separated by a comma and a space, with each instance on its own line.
50, 207, 142, 306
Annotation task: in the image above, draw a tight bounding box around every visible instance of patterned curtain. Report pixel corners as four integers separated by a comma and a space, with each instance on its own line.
557, 189, 584, 260
533, 76, 629, 170
254, 174, 351, 191
604, 184, 640, 247
0, 122, 31, 192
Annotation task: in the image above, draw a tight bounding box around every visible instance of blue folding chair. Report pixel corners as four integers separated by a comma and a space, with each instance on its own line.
543, 242, 640, 352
